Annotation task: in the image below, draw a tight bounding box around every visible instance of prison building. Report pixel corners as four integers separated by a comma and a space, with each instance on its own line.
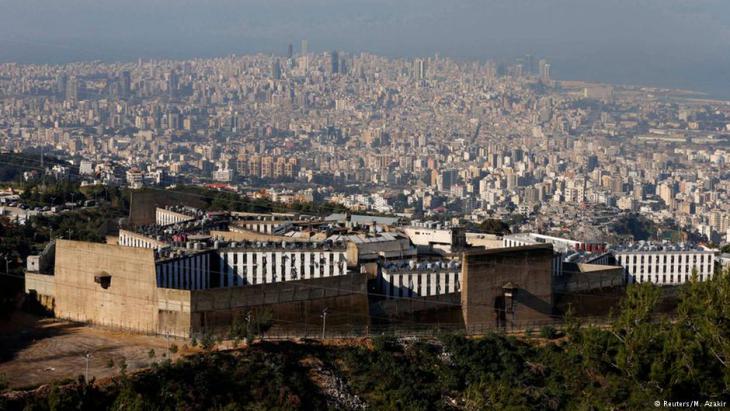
215, 242, 349, 287
155, 251, 211, 290
231, 220, 294, 235
25, 239, 365, 338
612, 242, 717, 285
378, 259, 461, 298
118, 229, 168, 249
156, 207, 196, 226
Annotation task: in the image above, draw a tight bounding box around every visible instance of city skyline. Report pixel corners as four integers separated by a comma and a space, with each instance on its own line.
1, 0, 729, 98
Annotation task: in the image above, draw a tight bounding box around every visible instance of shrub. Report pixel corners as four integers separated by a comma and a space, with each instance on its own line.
540, 325, 558, 339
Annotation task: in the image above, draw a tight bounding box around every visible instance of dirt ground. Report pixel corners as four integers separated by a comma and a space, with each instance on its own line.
0, 312, 186, 389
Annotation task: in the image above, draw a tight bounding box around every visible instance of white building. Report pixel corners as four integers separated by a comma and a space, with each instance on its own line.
216, 242, 348, 287
378, 259, 461, 298
502, 233, 606, 254
213, 168, 233, 182
154, 241, 350, 290
612, 242, 717, 285
118, 229, 168, 250
79, 160, 94, 175
156, 207, 196, 226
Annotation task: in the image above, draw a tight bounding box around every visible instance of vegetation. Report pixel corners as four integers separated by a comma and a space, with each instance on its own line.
476, 218, 511, 235
0, 153, 70, 183
167, 185, 349, 216
229, 308, 275, 344
5, 270, 729, 410
0, 182, 128, 318
612, 213, 658, 241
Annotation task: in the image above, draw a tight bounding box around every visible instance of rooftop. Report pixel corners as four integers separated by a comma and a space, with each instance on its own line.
610, 241, 717, 253
381, 259, 461, 273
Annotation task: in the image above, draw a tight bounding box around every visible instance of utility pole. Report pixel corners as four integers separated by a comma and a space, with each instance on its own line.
320, 307, 328, 340
245, 311, 252, 338
83, 352, 92, 382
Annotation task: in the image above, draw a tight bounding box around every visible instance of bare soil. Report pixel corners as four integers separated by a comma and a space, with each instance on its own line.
0, 313, 183, 389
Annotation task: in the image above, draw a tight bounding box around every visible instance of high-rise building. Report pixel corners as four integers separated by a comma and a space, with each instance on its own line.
525, 54, 537, 75
165, 71, 179, 98
438, 169, 458, 191
261, 156, 274, 178
330, 51, 339, 75
65, 76, 79, 102
56, 74, 68, 97
287, 43, 293, 59
301, 39, 308, 55
413, 59, 426, 80
271, 59, 282, 80
539, 59, 551, 83
586, 155, 599, 172
120, 71, 131, 98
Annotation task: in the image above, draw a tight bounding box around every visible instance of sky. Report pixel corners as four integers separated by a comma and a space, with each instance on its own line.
1, 0, 729, 97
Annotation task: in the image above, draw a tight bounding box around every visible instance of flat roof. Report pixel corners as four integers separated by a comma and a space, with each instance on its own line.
462, 243, 554, 256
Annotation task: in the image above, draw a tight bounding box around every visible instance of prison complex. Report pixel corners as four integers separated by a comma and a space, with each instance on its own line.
24, 198, 719, 337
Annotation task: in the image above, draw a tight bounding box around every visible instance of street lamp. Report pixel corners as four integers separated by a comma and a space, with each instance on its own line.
82, 352, 92, 382
321, 307, 329, 340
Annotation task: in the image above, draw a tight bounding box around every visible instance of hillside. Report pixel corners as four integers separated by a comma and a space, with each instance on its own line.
3, 272, 729, 410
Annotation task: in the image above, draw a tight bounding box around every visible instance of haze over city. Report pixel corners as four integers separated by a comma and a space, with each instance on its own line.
1, 0, 730, 97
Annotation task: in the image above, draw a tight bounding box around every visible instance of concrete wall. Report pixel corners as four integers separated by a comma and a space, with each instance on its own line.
24, 272, 56, 311
157, 288, 192, 337
188, 273, 369, 335
128, 189, 206, 226
52, 240, 161, 333
25, 273, 55, 297
371, 292, 464, 326
555, 287, 625, 317
461, 245, 554, 329
556, 263, 625, 292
